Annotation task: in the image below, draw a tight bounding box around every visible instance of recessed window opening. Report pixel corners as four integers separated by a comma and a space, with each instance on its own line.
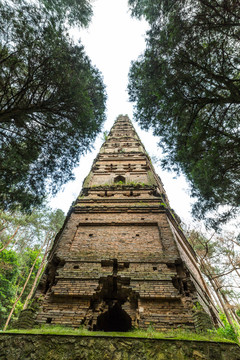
89, 234, 93, 237
46, 318, 52, 324
74, 265, 79, 269
136, 234, 139, 237
114, 175, 125, 184
153, 267, 157, 271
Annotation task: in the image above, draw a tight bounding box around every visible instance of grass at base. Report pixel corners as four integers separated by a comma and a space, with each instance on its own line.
2, 326, 238, 344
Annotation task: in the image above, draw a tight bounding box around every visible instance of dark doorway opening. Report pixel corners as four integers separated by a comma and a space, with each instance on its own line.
95, 303, 132, 332
114, 175, 125, 184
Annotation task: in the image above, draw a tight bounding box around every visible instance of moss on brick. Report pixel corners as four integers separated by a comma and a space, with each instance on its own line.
0, 333, 239, 360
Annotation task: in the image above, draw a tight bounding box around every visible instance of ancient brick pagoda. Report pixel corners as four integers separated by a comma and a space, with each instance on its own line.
32, 115, 220, 331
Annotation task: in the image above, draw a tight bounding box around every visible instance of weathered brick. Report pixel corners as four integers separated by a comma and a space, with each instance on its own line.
28, 115, 220, 332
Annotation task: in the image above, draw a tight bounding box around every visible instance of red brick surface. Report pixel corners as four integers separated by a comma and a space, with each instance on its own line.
34, 115, 220, 331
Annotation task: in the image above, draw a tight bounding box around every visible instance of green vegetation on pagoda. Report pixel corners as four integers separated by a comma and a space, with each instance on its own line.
4, 324, 239, 343
128, 0, 240, 229
0, 0, 106, 211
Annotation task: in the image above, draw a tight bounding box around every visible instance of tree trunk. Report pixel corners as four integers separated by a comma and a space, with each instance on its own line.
22, 234, 53, 310
228, 254, 240, 279
3, 238, 46, 331
0, 225, 20, 252
202, 261, 236, 329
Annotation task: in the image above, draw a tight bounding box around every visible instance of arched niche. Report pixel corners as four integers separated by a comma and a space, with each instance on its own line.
95, 302, 132, 332
114, 175, 125, 184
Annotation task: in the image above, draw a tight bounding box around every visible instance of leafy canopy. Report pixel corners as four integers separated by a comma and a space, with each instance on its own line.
0, 0, 106, 211
128, 0, 240, 228
42, 0, 93, 26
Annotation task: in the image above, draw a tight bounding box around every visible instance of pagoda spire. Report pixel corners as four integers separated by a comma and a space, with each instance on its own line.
76, 114, 171, 214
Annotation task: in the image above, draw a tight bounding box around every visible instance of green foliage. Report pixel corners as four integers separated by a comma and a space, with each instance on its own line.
5, 325, 237, 343
192, 302, 203, 311
0, 247, 42, 327
90, 181, 150, 188
102, 130, 109, 142
128, 0, 162, 21
0, 207, 65, 250
128, 0, 240, 228
0, 0, 106, 211
115, 180, 125, 185
42, 0, 92, 26
125, 181, 148, 187
0, 249, 19, 327
211, 313, 240, 342
187, 229, 240, 314
0, 207, 64, 328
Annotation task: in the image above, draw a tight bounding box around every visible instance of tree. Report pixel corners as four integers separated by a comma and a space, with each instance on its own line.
128, 0, 240, 228
187, 228, 240, 326
0, 0, 106, 211
22, 238, 52, 311
0, 248, 19, 328
41, 0, 93, 27
0, 207, 65, 251
0, 207, 65, 328
3, 246, 44, 331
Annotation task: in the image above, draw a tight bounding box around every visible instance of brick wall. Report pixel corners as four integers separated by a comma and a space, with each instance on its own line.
30, 115, 220, 331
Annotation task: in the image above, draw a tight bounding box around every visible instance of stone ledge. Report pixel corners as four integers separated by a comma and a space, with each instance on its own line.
0, 333, 239, 360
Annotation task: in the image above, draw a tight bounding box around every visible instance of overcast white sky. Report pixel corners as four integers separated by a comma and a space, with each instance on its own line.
49, 0, 196, 226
